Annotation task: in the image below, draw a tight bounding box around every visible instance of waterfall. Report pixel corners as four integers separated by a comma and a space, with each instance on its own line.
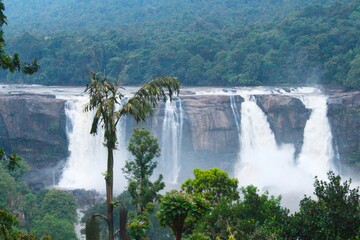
160, 98, 183, 184
230, 95, 241, 132
235, 94, 308, 194
58, 97, 128, 193
333, 140, 342, 174
56, 86, 336, 198
235, 88, 334, 197
58, 94, 185, 192
297, 94, 335, 179
230, 95, 241, 170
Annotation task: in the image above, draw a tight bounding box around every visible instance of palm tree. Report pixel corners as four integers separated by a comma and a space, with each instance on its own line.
84, 72, 180, 240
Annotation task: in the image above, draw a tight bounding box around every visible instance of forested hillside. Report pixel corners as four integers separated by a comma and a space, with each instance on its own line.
1, 0, 359, 88
2, 0, 325, 35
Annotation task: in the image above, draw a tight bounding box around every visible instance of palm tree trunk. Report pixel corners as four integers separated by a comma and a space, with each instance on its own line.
106, 147, 114, 240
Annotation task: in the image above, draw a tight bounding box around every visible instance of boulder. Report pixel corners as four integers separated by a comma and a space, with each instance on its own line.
256, 94, 311, 157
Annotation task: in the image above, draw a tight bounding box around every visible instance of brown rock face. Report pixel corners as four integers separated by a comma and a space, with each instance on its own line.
256, 95, 311, 157
0, 94, 68, 191
182, 95, 243, 152
180, 95, 244, 179
327, 91, 360, 175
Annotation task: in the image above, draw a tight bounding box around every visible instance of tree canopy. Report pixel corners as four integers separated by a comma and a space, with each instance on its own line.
292, 171, 360, 239
157, 190, 210, 240
1, 0, 360, 89
0, 1, 38, 74
181, 168, 239, 205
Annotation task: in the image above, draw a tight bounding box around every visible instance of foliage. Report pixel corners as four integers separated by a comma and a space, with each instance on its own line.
32, 214, 76, 240
22, 189, 79, 240
0, 167, 17, 209
82, 191, 172, 240
1, 0, 360, 89
0, 1, 38, 74
292, 171, 360, 239
0, 151, 42, 240
123, 128, 164, 214
0, 209, 18, 239
127, 210, 151, 240
157, 190, 210, 240
0, 148, 22, 172
181, 168, 239, 205
0, 184, 78, 240
38, 189, 77, 223
123, 128, 165, 239
344, 54, 360, 89
20, 193, 37, 232
200, 185, 290, 240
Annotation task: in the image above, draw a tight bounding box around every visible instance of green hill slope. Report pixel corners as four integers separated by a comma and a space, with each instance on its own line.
3, 0, 316, 36
1, 0, 359, 88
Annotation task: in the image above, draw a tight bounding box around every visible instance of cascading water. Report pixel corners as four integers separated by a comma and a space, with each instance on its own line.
234, 88, 335, 200
235, 94, 309, 194
230, 95, 242, 166
58, 94, 185, 192
58, 97, 128, 193
56, 86, 336, 200
230, 95, 241, 132
297, 94, 334, 179
159, 98, 183, 184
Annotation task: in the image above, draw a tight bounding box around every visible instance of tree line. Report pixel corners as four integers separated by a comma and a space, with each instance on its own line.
1, 0, 359, 89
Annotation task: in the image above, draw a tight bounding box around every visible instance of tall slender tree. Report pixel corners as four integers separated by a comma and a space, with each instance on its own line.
123, 128, 164, 214
84, 72, 180, 240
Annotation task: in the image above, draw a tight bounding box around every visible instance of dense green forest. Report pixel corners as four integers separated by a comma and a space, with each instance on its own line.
0, 159, 80, 239
1, 0, 359, 88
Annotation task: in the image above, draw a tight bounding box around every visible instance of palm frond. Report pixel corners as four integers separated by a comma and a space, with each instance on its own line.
119, 76, 180, 122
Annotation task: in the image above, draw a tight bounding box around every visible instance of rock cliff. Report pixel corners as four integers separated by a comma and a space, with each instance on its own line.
327, 91, 360, 176
179, 95, 243, 178
0, 94, 68, 191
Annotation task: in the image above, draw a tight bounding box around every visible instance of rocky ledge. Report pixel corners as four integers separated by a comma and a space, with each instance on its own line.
0, 94, 68, 191
327, 91, 360, 175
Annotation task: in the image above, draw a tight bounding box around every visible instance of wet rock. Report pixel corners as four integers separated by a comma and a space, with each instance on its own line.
256, 95, 311, 157
327, 91, 360, 175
